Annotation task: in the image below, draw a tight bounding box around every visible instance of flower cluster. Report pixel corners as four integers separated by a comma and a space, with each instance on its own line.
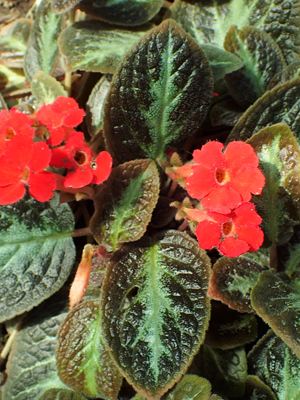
0, 97, 112, 205
169, 141, 265, 257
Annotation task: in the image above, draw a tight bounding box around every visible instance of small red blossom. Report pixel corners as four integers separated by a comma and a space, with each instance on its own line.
0, 135, 57, 205
51, 131, 112, 189
186, 141, 265, 213
36, 96, 85, 146
195, 202, 264, 257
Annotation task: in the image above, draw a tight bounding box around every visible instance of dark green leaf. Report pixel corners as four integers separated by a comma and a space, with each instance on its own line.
248, 330, 300, 400
101, 230, 211, 398
104, 19, 213, 162
201, 346, 248, 398
224, 26, 286, 108
251, 270, 300, 357
284, 242, 300, 278
0, 64, 26, 94
229, 79, 300, 142
209, 256, 267, 313
0, 196, 75, 323
267, 62, 300, 89
209, 97, 243, 128
31, 71, 67, 106
79, 0, 164, 26
57, 300, 122, 399
245, 375, 277, 400
205, 302, 258, 350
90, 159, 160, 252
1, 298, 83, 399
51, 0, 82, 13
58, 21, 148, 74
24, 0, 64, 81
247, 123, 300, 245
166, 375, 212, 400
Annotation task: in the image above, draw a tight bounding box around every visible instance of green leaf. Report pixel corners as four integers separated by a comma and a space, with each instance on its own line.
205, 302, 258, 350
58, 21, 148, 74
247, 123, 300, 245
101, 230, 211, 398
229, 79, 300, 142
224, 26, 286, 108
57, 300, 123, 399
51, 0, 82, 13
245, 375, 277, 400
0, 196, 75, 323
90, 159, 160, 252
24, 0, 64, 81
79, 0, 164, 26
284, 242, 300, 278
0, 18, 31, 62
166, 375, 212, 400
86, 76, 111, 137
201, 346, 248, 398
1, 298, 84, 399
209, 256, 267, 313
248, 330, 300, 400
251, 270, 300, 358
104, 19, 213, 162
31, 71, 67, 106
0, 64, 26, 94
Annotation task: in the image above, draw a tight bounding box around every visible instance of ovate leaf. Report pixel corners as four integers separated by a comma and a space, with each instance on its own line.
2, 298, 83, 399
224, 26, 286, 107
104, 19, 213, 162
209, 256, 267, 313
247, 123, 300, 245
24, 0, 64, 81
90, 159, 160, 252
101, 230, 211, 398
31, 71, 67, 106
251, 270, 300, 357
166, 375, 212, 400
0, 196, 75, 323
229, 79, 300, 142
58, 21, 148, 74
248, 330, 300, 400
57, 300, 123, 399
245, 376, 277, 400
79, 0, 164, 27
51, 0, 82, 13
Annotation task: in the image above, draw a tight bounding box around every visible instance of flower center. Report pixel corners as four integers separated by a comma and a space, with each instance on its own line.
21, 167, 30, 183
222, 221, 234, 236
215, 168, 230, 185
5, 127, 16, 140
74, 151, 87, 165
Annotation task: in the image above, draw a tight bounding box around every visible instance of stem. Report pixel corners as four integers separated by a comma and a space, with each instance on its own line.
178, 220, 188, 232
0, 322, 22, 362
71, 227, 91, 238
64, 63, 72, 96
168, 180, 178, 198
270, 243, 278, 270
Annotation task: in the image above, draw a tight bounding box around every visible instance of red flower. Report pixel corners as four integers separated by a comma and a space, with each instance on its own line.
195, 202, 264, 257
186, 141, 265, 213
50, 131, 112, 189
0, 135, 57, 205
36, 97, 85, 146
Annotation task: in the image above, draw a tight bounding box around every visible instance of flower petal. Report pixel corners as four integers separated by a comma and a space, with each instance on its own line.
91, 151, 112, 184
233, 202, 262, 226
63, 167, 93, 188
230, 166, 265, 201
236, 225, 264, 251
195, 220, 221, 250
201, 186, 242, 213
224, 141, 259, 171
0, 183, 25, 205
219, 237, 249, 257
29, 172, 57, 202
29, 142, 52, 172
193, 141, 225, 168
186, 165, 217, 200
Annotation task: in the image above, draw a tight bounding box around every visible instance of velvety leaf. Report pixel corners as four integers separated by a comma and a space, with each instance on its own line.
248, 330, 300, 400
205, 302, 258, 350
31, 71, 67, 106
247, 123, 300, 245
209, 256, 267, 313
166, 375, 212, 400
59, 21, 148, 74
229, 79, 300, 142
101, 230, 211, 398
284, 242, 300, 278
245, 375, 277, 400
0, 196, 75, 323
86, 76, 111, 137
104, 19, 213, 162
24, 0, 64, 81
201, 346, 247, 398
90, 159, 160, 252
1, 298, 83, 399
57, 300, 122, 399
0, 1, 34, 25
51, 0, 82, 13
251, 270, 300, 357
79, 0, 164, 27
201, 44, 244, 82
224, 26, 286, 108
267, 62, 300, 89
209, 97, 243, 128
0, 64, 26, 94
209, 396, 223, 400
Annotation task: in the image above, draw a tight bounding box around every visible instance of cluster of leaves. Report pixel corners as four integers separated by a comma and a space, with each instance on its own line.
1, 0, 300, 399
